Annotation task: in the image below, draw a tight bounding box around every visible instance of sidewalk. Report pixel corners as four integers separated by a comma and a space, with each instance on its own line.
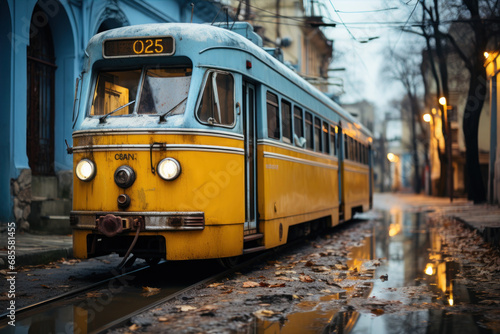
0, 229, 72, 269
1, 193, 499, 269
374, 193, 500, 249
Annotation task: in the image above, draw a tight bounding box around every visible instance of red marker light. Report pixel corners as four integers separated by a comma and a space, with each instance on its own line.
246, 60, 252, 69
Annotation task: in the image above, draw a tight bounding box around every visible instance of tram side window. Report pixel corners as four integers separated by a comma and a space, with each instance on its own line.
266, 92, 280, 139
294, 106, 305, 147
354, 139, 358, 162
314, 117, 322, 152
330, 125, 337, 156
323, 122, 330, 154
91, 70, 141, 116
282, 99, 292, 144
197, 71, 235, 126
305, 112, 314, 150
344, 134, 349, 160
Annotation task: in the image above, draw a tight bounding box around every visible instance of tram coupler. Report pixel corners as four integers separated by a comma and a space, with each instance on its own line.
97, 214, 123, 237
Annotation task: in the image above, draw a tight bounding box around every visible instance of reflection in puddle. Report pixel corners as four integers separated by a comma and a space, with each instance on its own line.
252, 209, 498, 334
251, 226, 376, 333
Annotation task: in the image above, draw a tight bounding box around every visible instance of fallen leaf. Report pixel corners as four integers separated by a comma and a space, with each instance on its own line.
269, 283, 286, 288
142, 286, 160, 297
371, 308, 385, 316
86, 291, 103, 298
305, 260, 315, 267
242, 281, 260, 288
335, 264, 348, 270
221, 289, 233, 294
41, 285, 51, 289
158, 316, 169, 322
380, 274, 388, 281
254, 309, 277, 318
129, 324, 140, 331
178, 305, 197, 312
276, 277, 294, 281
312, 266, 331, 272
299, 275, 315, 283
208, 283, 224, 288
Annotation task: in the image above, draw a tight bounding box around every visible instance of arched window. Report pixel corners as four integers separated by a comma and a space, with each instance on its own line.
27, 4, 56, 175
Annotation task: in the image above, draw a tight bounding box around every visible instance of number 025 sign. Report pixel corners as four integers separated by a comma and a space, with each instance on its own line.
103, 37, 175, 58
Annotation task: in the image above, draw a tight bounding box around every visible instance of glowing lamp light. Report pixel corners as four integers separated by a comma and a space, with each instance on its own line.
387, 153, 397, 162
424, 263, 435, 276
423, 113, 431, 123
439, 97, 447, 106
448, 298, 454, 306
484, 52, 489, 59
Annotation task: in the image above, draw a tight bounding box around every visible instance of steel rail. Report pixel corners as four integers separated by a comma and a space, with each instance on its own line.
0, 263, 151, 321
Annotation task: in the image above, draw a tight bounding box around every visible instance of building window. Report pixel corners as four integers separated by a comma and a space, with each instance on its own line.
266, 92, 280, 139
282, 99, 292, 144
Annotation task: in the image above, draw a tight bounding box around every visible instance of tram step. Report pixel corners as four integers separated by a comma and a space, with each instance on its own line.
242, 246, 266, 254
244, 233, 263, 243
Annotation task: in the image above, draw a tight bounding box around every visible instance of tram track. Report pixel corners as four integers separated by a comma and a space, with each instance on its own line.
0, 247, 283, 334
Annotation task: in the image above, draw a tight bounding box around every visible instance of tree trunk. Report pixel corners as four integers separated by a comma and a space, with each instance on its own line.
462, 64, 487, 203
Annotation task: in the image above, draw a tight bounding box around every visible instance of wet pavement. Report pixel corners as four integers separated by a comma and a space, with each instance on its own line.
1, 193, 500, 333
106, 199, 500, 334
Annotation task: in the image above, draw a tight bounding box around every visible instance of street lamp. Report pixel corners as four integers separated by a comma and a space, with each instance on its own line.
387, 152, 398, 162
423, 113, 432, 123
439, 96, 453, 202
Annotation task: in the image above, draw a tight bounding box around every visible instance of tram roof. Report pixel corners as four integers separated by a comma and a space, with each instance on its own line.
86, 23, 372, 138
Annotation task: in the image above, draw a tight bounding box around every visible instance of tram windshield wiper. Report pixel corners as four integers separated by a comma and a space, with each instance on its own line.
158, 97, 188, 123
99, 100, 136, 124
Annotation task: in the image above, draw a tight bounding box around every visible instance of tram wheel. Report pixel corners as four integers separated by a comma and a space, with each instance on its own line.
217, 256, 240, 269
146, 257, 161, 266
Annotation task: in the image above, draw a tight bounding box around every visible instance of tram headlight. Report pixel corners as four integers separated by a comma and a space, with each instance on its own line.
75, 159, 96, 182
114, 165, 136, 188
157, 158, 181, 181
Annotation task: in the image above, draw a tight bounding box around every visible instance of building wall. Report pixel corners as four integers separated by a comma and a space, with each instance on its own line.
0, 0, 221, 223
486, 52, 500, 204
243, 0, 332, 92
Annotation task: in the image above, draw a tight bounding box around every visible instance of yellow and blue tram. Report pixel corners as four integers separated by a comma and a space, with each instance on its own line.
70, 22, 373, 264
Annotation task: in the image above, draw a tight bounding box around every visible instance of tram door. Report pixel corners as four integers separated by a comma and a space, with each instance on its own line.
243, 82, 258, 234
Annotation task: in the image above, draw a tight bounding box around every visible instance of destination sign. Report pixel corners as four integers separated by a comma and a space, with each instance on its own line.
104, 37, 175, 57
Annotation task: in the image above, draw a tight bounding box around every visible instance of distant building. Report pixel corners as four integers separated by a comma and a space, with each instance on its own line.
0, 0, 222, 230
421, 35, 491, 197
341, 100, 375, 133
234, 0, 333, 92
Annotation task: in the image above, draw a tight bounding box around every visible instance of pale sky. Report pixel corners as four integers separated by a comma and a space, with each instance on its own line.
317, 0, 424, 117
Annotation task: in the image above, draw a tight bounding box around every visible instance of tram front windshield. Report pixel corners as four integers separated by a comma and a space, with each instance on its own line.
90, 66, 192, 118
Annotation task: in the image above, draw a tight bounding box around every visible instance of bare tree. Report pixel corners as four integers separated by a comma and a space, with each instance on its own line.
384, 51, 424, 193
405, 0, 499, 202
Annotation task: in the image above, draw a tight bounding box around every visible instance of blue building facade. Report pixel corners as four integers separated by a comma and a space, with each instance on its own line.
0, 0, 223, 227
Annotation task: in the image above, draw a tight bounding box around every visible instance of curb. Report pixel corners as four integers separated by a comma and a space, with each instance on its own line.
454, 217, 500, 250
0, 247, 73, 269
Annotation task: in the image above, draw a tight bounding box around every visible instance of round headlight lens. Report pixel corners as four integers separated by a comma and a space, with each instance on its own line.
157, 158, 181, 181
114, 165, 136, 188
75, 159, 96, 182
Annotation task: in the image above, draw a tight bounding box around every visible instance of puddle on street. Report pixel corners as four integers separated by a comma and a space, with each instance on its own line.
0, 260, 219, 334
252, 209, 498, 334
